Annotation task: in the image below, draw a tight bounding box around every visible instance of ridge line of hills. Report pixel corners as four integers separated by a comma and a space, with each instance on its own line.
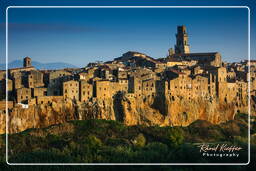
0, 60, 78, 70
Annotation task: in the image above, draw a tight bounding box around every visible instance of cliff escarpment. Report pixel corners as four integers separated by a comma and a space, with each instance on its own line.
0, 94, 253, 134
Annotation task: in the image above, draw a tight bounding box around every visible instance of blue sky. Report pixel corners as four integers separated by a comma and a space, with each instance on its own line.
0, 0, 255, 67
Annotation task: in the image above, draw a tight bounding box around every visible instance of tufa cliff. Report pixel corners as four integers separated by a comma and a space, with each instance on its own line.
0, 93, 253, 134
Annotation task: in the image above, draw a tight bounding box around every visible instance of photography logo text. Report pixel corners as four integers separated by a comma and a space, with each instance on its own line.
197, 143, 242, 158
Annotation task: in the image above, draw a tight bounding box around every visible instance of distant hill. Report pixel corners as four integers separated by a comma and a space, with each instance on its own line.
0, 60, 78, 70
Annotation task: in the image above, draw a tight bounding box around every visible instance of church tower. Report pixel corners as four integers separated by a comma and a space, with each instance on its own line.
175, 25, 190, 54
23, 56, 31, 68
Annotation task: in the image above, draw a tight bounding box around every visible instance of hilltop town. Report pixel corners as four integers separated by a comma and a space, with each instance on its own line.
0, 26, 255, 133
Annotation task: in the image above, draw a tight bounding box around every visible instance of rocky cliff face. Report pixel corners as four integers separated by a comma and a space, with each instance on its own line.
0, 94, 253, 134
1, 100, 78, 134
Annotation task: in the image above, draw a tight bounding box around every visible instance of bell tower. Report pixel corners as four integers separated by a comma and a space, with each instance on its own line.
23, 56, 31, 68
175, 25, 190, 54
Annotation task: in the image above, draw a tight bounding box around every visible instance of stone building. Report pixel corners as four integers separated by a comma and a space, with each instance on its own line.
116, 69, 128, 80
80, 80, 93, 102
128, 76, 142, 97
116, 78, 129, 93
26, 70, 44, 88
175, 25, 190, 54
0, 71, 6, 80
12, 72, 24, 89
213, 67, 228, 100
168, 52, 222, 67
23, 56, 32, 68
164, 69, 211, 101
95, 80, 112, 99
94, 78, 129, 100
63, 80, 79, 101
166, 26, 222, 67
16, 88, 31, 103
236, 81, 248, 106
37, 96, 63, 105
142, 79, 156, 98
114, 51, 162, 68
0, 79, 13, 100
8, 66, 36, 75
47, 70, 72, 96
32, 87, 47, 98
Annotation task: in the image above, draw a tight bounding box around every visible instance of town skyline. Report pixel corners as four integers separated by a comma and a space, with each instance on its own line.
2, 7, 249, 67
1, 24, 254, 133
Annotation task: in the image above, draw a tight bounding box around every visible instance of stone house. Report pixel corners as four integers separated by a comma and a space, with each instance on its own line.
47, 70, 72, 96
80, 80, 93, 102
63, 80, 79, 101
16, 87, 31, 103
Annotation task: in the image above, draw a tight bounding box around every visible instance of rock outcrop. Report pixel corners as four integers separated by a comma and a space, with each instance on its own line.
0, 94, 253, 134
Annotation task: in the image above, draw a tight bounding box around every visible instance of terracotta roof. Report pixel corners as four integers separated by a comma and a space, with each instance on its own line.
169, 69, 186, 75
166, 58, 182, 62
115, 51, 162, 64
8, 66, 35, 71
171, 52, 219, 57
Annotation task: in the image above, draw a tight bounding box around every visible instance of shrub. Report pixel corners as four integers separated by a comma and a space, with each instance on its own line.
47, 134, 67, 150
84, 135, 102, 149
105, 137, 130, 147
132, 133, 146, 147
167, 127, 184, 148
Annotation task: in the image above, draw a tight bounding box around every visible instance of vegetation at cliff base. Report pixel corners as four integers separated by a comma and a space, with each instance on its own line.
0, 113, 255, 170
